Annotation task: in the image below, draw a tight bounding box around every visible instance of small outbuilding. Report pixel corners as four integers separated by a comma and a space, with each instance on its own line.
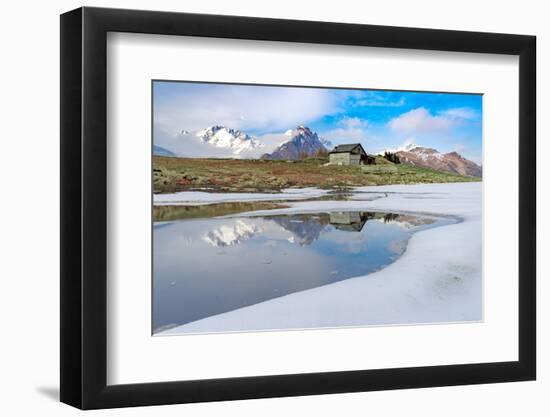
328, 143, 374, 166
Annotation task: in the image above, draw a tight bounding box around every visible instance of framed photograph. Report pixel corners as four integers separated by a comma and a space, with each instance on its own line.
60, 6, 536, 409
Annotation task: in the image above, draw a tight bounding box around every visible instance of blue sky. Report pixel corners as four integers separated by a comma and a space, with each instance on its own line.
153, 81, 482, 163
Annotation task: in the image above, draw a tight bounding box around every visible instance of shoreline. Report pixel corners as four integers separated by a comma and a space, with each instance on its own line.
154, 187, 330, 206
158, 182, 482, 335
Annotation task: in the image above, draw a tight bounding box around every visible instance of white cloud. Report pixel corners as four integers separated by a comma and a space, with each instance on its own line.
340, 116, 368, 129
388, 107, 457, 134
452, 143, 466, 154
322, 128, 366, 143
154, 84, 338, 136
396, 138, 419, 151
321, 116, 370, 144
154, 128, 289, 159
388, 106, 480, 135
439, 107, 479, 120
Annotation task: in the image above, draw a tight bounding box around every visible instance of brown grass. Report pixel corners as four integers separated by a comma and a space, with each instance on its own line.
153, 156, 480, 193
154, 201, 288, 221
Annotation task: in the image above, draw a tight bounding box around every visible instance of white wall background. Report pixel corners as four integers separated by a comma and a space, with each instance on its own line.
0, 0, 545, 415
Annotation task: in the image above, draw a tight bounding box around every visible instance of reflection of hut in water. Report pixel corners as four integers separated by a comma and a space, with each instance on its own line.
329, 212, 369, 232
383, 213, 400, 223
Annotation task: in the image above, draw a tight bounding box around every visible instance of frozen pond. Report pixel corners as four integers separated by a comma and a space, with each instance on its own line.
153, 210, 455, 333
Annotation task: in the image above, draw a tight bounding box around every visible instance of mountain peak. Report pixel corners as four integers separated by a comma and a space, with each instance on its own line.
401, 142, 421, 152
444, 151, 462, 158
394, 145, 481, 177
379, 142, 422, 154
196, 125, 248, 141
284, 126, 314, 139
261, 126, 328, 160
296, 125, 311, 133
194, 125, 263, 155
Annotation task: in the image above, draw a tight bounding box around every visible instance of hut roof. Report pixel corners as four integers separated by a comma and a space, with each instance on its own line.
329, 143, 367, 155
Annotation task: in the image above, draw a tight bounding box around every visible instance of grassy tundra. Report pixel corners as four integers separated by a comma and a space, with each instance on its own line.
153, 155, 480, 194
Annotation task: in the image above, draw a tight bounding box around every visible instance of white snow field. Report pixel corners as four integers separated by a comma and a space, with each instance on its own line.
159, 182, 482, 335
154, 187, 329, 205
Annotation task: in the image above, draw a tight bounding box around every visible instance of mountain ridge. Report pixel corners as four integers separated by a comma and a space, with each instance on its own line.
194, 125, 264, 155
153, 144, 176, 157
261, 126, 328, 160
391, 145, 482, 177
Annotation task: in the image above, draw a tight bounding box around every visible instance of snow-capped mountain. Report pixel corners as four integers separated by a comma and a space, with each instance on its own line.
153, 144, 175, 157
194, 125, 264, 155
202, 220, 262, 247
164, 125, 327, 159
379, 142, 421, 154
202, 215, 329, 248
270, 214, 328, 246
389, 145, 482, 177
261, 126, 328, 160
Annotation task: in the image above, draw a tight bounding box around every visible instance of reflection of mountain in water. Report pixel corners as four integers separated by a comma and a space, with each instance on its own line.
269, 214, 330, 246
201, 212, 433, 248
154, 207, 456, 332
202, 220, 262, 247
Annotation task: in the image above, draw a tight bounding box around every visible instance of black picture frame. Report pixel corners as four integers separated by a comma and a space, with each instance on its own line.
60, 6, 536, 410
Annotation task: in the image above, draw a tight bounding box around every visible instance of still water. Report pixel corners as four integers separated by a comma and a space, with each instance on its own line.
153, 211, 452, 333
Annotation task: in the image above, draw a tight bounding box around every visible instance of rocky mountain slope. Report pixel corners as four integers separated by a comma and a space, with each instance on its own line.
261, 126, 328, 160
393, 144, 482, 177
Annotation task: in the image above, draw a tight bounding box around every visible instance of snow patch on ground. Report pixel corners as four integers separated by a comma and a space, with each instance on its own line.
154, 187, 329, 205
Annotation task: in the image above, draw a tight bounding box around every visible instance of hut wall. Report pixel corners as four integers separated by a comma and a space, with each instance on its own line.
349, 154, 362, 165
329, 153, 351, 165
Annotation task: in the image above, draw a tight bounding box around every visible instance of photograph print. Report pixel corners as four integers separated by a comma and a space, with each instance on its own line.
152, 81, 483, 336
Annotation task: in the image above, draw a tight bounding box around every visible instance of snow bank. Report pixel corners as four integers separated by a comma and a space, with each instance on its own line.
154, 187, 329, 205
159, 182, 482, 335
